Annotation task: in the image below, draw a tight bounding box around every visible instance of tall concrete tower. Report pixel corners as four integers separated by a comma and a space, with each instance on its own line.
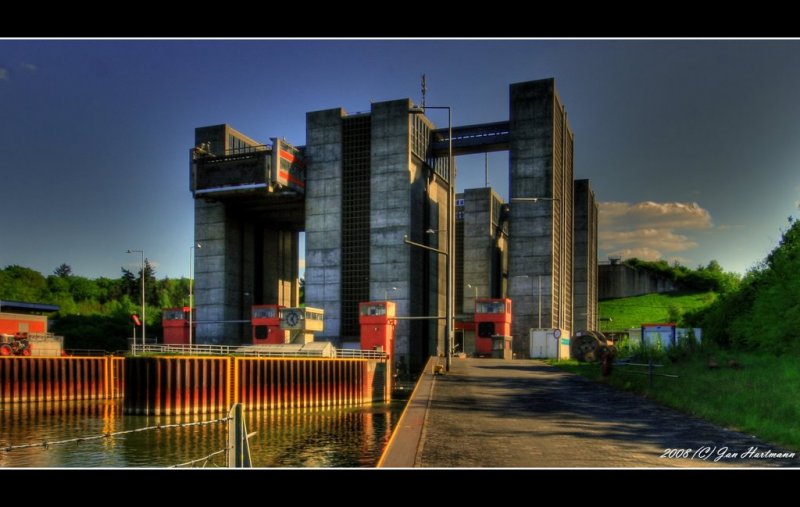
305, 100, 450, 373
191, 125, 302, 344
189, 78, 597, 369
573, 179, 598, 333
508, 78, 575, 357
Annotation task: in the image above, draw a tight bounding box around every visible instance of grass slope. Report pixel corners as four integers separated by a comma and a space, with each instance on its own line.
554, 353, 800, 452
599, 291, 716, 330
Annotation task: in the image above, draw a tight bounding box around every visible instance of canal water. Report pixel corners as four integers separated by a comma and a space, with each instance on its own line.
0, 401, 404, 467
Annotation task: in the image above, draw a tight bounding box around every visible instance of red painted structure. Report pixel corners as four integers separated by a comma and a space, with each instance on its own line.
0, 312, 47, 335
252, 305, 287, 344
474, 298, 512, 355
162, 307, 194, 345
359, 302, 396, 357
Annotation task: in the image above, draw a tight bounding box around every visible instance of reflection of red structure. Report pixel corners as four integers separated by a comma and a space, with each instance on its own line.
359, 302, 396, 357
474, 298, 512, 356
162, 307, 193, 345
252, 305, 287, 344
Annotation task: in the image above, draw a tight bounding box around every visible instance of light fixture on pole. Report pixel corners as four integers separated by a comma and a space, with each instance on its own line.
126, 249, 145, 355
384, 286, 398, 301
189, 243, 201, 348
409, 104, 453, 372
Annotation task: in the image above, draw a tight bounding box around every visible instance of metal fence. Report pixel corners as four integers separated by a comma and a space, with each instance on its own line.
132, 343, 387, 360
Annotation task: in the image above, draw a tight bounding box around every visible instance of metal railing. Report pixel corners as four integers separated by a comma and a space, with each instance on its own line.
334, 348, 388, 359
613, 358, 679, 387
132, 343, 387, 360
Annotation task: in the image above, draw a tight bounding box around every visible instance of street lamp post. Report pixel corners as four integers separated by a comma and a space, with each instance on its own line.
126, 249, 145, 355
409, 105, 453, 372
189, 243, 201, 348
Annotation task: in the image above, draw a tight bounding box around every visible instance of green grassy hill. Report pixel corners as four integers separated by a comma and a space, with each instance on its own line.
599, 291, 716, 331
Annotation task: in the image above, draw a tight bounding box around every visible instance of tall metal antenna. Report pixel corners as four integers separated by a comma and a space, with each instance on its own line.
485, 153, 489, 188
421, 74, 427, 109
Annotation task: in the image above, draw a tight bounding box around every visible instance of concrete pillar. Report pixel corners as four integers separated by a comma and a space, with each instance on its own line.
305, 108, 344, 341
261, 229, 299, 307
194, 199, 244, 344
369, 99, 415, 367
573, 179, 597, 332
462, 188, 496, 313
509, 78, 573, 357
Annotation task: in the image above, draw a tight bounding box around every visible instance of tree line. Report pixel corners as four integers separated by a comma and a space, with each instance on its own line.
684, 217, 800, 354
0, 262, 190, 351
624, 258, 741, 294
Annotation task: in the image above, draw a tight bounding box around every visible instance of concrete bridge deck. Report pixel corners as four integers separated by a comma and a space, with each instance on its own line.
379, 358, 798, 468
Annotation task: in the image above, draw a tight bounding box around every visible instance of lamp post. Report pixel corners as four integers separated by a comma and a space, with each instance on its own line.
189, 243, 201, 349
408, 105, 453, 372
126, 249, 144, 355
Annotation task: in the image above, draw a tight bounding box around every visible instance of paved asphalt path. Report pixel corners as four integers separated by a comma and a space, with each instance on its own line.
413, 358, 798, 467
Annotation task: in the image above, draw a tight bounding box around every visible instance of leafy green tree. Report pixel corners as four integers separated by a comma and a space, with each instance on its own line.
693, 218, 800, 353
0, 265, 48, 302
69, 276, 100, 302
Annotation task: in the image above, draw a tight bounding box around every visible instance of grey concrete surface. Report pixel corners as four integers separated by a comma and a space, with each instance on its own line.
407, 358, 798, 467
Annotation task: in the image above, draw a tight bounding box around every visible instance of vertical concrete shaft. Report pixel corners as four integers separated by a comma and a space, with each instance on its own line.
573, 179, 597, 332
508, 78, 574, 357
261, 229, 300, 307
305, 108, 345, 341
462, 188, 506, 313
369, 99, 415, 367
195, 199, 244, 344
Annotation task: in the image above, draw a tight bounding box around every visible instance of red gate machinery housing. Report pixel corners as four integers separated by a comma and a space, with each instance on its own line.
474, 298, 512, 356
359, 301, 396, 357
252, 304, 288, 344
162, 307, 194, 345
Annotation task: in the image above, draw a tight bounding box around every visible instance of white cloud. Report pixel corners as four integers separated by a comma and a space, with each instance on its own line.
0, 67, 8, 81
20, 62, 36, 72
600, 201, 712, 231
599, 201, 713, 262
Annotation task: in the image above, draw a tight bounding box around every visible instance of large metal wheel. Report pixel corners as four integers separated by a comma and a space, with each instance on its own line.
0, 343, 12, 356
571, 331, 602, 362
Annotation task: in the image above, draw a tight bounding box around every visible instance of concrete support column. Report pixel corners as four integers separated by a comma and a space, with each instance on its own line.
462, 188, 495, 313
305, 108, 345, 341
508, 79, 557, 357
261, 229, 300, 308
194, 199, 244, 344
369, 99, 416, 369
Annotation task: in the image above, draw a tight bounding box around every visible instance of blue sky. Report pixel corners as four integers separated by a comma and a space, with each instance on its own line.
1, 39, 799, 278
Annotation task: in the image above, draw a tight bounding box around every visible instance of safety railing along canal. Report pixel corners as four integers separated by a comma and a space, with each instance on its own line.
132, 343, 388, 359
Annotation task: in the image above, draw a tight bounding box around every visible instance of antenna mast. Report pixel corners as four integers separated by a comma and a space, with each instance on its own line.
421, 74, 427, 109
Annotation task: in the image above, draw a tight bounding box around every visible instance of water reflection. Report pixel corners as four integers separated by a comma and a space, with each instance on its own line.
0, 401, 402, 468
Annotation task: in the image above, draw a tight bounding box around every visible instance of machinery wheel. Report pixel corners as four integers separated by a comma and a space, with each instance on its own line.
21, 348, 31, 356
0, 344, 12, 356
571, 331, 602, 362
